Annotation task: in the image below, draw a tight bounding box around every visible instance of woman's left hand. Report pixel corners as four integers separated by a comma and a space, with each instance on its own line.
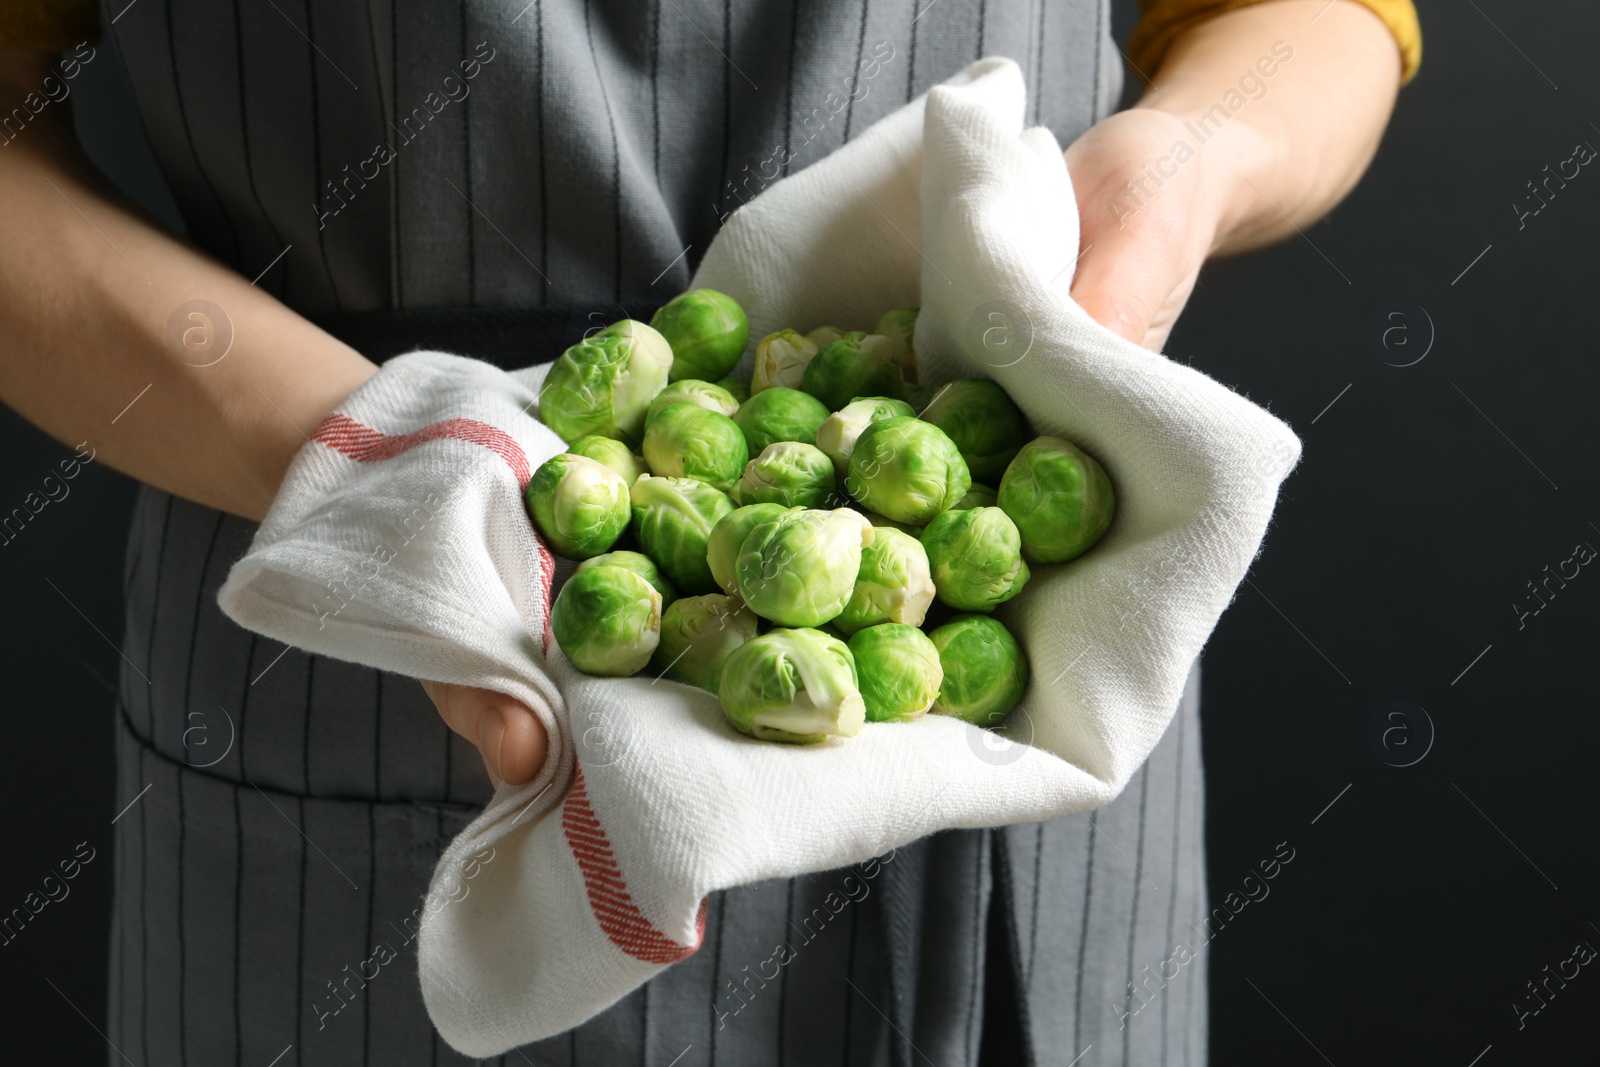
1060, 0, 1403, 351
1064, 107, 1260, 352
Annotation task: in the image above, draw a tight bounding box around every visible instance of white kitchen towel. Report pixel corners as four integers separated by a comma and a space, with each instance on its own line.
219, 57, 1300, 1057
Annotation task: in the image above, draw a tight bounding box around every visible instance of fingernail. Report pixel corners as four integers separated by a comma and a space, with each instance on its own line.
478, 708, 507, 782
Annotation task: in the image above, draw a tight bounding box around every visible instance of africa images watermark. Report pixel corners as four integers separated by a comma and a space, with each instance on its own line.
712, 849, 896, 1030
314, 41, 498, 231
0, 441, 96, 549
1111, 840, 1296, 1031
1512, 132, 1596, 230
0, 42, 96, 149
1108, 40, 1296, 229
312, 843, 497, 1030
307, 491, 445, 630
0, 840, 98, 949
1511, 926, 1596, 1031
1510, 533, 1594, 630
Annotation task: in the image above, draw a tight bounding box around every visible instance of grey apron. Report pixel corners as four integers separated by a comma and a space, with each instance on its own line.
104, 1, 1208, 1063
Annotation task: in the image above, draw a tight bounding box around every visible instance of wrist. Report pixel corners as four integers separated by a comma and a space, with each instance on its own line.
237, 328, 379, 523
1131, 100, 1283, 257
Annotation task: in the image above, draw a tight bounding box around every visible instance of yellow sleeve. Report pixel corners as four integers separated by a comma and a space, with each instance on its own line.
1129, 0, 1421, 85
0, 0, 100, 49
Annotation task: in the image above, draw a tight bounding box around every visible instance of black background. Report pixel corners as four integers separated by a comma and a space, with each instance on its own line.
3, 1, 1596, 1063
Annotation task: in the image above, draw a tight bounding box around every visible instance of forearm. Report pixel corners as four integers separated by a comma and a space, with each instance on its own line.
1134, 0, 1401, 254
0, 49, 376, 522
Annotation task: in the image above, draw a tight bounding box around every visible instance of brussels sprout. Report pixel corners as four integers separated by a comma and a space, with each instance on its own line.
645, 379, 741, 427
751, 329, 821, 394
737, 442, 836, 509
800, 332, 906, 412
735, 508, 874, 627
731, 386, 831, 454
539, 319, 673, 445
716, 376, 751, 404
845, 416, 971, 524
717, 627, 866, 743
805, 325, 846, 348
814, 396, 916, 478
577, 550, 678, 610
872, 307, 920, 382
903, 385, 936, 414
629, 475, 736, 594
566, 434, 647, 485
998, 436, 1116, 563
524, 453, 631, 559
863, 511, 923, 537
928, 615, 1028, 726
834, 527, 936, 635
707, 502, 793, 596
651, 289, 750, 382
954, 483, 998, 510
849, 623, 942, 722
920, 507, 1031, 612
813, 621, 851, 643
917, 378, 1030, 484
650, 593, 758, 691
642, 403, 748, 493
550, 564, 663, 676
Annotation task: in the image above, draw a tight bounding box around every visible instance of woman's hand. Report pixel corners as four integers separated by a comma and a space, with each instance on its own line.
1065, 108, 1264, 351
1063, 0, 1401, 350
421, 681, 549, 788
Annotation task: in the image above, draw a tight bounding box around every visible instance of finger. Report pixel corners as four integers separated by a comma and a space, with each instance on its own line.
421, 680, 549, 787
481, 697, 548, 785
1068, 206, 1186, 348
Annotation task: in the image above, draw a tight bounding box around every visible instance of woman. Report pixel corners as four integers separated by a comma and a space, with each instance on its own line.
0, 0, 1415, 1063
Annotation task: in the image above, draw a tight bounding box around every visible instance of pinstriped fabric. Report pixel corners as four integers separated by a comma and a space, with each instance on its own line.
160, 0, 240, 266
903, 0, 919, 106
113, 0, 1119, 315
1121, 766, 1153, 1066
1161, 693, 1191, 1065
386, 0, 405, 307
584, 0, 625, 302
1032, 0, 1048, 125
393, 1, 477, 306
460, 2, 477, 302
535, 0, 549, 305
94, 2, 1215, 1064
992, 664, 1207, 1066
305, 0, 339, 313
229, 0, 291, 298
314, 0, 391, 310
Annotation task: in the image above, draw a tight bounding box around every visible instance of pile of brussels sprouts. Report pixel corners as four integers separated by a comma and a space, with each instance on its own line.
530, 289, 1115, 745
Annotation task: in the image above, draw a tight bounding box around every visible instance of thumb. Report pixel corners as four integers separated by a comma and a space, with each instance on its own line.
1068, 211, 1176, 348
421, 679, 549, 787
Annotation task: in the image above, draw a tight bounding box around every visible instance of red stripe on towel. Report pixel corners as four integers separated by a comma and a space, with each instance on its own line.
534, 537, 556, 656
309, 411, 556, 656
311, 412, 533, 488
562, 765, 707, 965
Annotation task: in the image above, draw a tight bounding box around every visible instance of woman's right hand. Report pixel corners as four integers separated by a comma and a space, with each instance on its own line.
0, 48, 545, 793
421, 681, 549, 788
